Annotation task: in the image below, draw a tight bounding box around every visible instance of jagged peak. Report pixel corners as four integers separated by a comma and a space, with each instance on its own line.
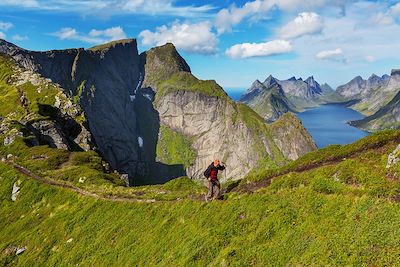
252, 79, 264, 86
350, 75, 365, 83
305, 76, 315, 82
288, 76, 297, 81
368, 73, 379, 79
391, 69, 400, 76
88, 38, 137, 52
263, 75, 278, 87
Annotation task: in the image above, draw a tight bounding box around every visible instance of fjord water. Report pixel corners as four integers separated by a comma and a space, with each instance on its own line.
225, 89, 369, 148
297, 104, 369, 148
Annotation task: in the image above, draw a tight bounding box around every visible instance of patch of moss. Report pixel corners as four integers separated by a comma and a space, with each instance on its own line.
156, 124, 196, 168
72, 80, 86, 104
155, 72, 229, 103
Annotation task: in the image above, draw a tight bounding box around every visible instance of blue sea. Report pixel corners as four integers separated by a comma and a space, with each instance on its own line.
296, 104, 369, 148
225, 88, 369, 148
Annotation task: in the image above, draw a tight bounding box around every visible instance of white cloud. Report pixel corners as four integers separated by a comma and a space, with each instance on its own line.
12, 34, 29, 41
0, 32, 6, 39
391, 2, 400, 17
215, 0, 275, 34
140, 21, 218, 54
0, 21, 13, 31
316, 48, 343, 60
89, 27, 126, 41
279, 12, 324, 39
0, 0, 213, 18
214, 0, 349, 34
122, 0, 214, 16
225, 40, 292, 59
0, 0, 39, 8
52, 26, 127, 44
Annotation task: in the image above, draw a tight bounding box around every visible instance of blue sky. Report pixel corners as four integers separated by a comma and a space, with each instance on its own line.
1, 0, 400, 89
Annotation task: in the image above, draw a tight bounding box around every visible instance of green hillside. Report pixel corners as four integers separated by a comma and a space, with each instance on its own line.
1, 130, 400, 266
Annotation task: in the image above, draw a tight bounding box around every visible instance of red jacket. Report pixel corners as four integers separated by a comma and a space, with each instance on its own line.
205, 163, 225, 181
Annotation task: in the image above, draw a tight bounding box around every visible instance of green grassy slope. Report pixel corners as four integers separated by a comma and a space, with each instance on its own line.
1, 130, 400, 266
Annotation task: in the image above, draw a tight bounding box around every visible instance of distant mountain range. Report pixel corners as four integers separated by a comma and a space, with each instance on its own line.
240, 75, 342, 122
337, 69, 400, 131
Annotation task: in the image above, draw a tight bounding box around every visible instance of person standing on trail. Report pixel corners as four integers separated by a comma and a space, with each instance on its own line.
204, 159, 225, 202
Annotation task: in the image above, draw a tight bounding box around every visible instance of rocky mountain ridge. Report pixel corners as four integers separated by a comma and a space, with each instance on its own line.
337, 70, 400, 131
0, 39, 317, 184
240, 74, 342, 122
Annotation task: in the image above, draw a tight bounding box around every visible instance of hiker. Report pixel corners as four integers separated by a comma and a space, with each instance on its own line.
204, 159, 225, 201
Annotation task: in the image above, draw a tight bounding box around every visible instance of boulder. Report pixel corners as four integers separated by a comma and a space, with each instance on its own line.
387, 144, 400, 168
11, 181, 20, 201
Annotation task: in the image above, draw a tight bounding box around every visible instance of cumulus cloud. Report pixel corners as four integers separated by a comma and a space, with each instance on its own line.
52, 26, 127, 44
214, 0, 348, 34
89, 27, 126, 40
215, 0, 275, 34
279, 12, 324, 39
12, 34, 29, 41
0, 21, 13, 31
315, 48, 343, 60
225, 40, 292, 59
139, 21, 218, 54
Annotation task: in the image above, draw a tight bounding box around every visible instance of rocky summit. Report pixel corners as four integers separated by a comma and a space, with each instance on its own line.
0, 39, 316, 185
240, 75, 342, 122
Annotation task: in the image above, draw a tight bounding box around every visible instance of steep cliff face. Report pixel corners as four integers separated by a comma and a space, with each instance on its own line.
143, 44, 316, 181
270, 113, 317, 160
0, 39, 317, 184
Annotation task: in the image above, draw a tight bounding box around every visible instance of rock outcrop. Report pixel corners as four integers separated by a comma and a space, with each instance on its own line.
386, 144, 400, 168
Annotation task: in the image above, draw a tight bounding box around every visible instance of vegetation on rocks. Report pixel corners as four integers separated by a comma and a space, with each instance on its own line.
156, 124, 197, 169
155, 72, 229, 103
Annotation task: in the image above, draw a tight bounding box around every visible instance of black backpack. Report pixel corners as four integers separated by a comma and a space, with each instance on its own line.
203, 165, 212, 178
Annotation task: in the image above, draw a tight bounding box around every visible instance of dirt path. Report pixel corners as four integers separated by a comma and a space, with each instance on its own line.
235, 138, 399, 193
6, 160, 164, 203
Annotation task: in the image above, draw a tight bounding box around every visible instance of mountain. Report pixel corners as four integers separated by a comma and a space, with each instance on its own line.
240, 75, 343, 122
349, 91, 400, 131
0, 39, 316, 185
239, 78, 293, 122
1, 128, 400, 265
337, 70, 400, 131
